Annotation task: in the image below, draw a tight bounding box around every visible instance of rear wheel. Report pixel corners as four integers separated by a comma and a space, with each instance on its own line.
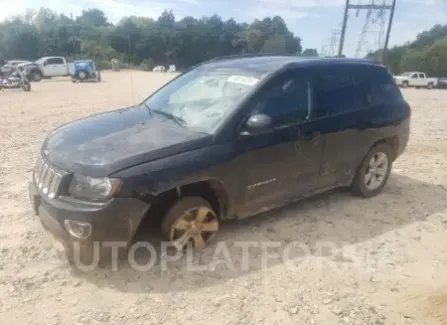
351, 144, 393, 198
161, 197, 219, 251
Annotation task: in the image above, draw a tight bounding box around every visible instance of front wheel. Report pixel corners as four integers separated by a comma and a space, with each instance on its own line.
161, 197, 220, 251
427, 82, 434, 89
401, 81, 409, 88
351, 144, 393, 198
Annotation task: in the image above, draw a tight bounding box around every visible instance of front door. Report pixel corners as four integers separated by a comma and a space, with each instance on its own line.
235, 70, 324, 217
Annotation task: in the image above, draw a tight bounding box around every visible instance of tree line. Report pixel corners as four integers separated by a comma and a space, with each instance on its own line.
369, 24, 447, 77
0, 8, 321, 70
2, 7, 445, 75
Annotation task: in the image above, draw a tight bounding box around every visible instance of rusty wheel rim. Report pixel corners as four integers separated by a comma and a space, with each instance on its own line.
169, 206, 219, 251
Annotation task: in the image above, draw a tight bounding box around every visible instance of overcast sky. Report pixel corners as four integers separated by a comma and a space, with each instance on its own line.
1, 0, 446, 56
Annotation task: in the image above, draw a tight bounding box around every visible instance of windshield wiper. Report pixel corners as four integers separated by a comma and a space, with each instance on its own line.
140, 101, 153, 117
152, 109, 187, 127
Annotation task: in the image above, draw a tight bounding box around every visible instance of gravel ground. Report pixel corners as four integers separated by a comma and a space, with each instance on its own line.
0, 71, 446, 325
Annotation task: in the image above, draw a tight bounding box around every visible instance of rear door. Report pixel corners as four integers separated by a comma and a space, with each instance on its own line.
312, 65, 364, 187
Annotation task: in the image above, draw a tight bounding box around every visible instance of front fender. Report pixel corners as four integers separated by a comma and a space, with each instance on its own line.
111, 143, 237, 198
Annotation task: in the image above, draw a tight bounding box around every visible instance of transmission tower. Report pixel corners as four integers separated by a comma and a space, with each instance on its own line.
355, 0, 389, 58
338, 0, 396, 63
322, 27, 341, 57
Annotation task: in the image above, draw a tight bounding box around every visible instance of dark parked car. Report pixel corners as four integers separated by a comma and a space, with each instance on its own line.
29, 55, 411, 264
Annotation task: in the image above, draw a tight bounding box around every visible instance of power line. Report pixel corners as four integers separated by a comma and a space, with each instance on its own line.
338, 0, 397, 63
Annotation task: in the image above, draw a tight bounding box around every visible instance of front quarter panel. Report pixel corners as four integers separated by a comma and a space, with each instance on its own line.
111, 144, 240, 213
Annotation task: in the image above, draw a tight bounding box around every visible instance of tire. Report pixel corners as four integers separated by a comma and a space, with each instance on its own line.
427, 83, 434, 89
77, 71, 88, 81
161, 196, 219, 251
351, 143, 393, 198
402, 81, 409, 88
30, 71, 42, 82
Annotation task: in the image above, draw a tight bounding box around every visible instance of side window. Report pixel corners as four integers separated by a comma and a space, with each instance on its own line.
354, 66, 402, 106
372, 67, 403, 102
252, 73, 311, 126
419, 73, 425, 79
411, 73, 418, 79
351, 68, 373, 109
314, 67, 355, 117
47, 58, 64, 65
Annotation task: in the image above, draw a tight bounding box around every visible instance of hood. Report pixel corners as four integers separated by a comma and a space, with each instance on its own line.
393, 75, 407, 80
43, 105, 213, 176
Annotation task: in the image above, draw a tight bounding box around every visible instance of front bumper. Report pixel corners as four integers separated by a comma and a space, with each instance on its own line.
29, 179, 150, 263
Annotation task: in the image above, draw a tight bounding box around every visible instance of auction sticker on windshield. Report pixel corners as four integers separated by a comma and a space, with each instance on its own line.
227, 75, 260, 86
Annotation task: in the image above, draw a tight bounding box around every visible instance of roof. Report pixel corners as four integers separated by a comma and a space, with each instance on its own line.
200, 55, 378, 75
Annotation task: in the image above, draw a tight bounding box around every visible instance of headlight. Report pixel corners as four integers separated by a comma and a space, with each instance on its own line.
68, 174, 121, 201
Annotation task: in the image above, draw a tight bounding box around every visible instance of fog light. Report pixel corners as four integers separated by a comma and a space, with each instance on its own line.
64, 220, 92, 239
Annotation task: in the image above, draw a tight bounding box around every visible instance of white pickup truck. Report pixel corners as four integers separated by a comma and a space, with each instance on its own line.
393, 72, 438, 89
34, 56, 75, 79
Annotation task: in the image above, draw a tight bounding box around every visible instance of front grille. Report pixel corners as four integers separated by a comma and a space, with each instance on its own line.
34, 155, 64, 198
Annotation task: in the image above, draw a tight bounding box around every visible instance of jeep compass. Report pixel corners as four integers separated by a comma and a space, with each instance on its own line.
29, 55, 410, 264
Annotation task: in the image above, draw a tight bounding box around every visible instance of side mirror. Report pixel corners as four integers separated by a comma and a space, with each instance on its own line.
43, 61, 47, 66
243, 114, 273, 135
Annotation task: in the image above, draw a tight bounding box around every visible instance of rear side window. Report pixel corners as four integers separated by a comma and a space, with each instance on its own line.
352, 65, 402, 107
313, 67, 355, 117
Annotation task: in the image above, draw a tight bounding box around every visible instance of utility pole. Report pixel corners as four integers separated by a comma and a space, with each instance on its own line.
337, 0, 396, 63
338, 0, 350, 58
382, 0, 397, 64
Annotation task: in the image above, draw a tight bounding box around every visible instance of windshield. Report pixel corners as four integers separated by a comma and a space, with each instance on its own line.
400, 72, 413, 76
142, 66, 265, 133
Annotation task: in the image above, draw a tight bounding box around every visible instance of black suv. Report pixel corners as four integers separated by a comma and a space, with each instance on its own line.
29, 55, 410, 263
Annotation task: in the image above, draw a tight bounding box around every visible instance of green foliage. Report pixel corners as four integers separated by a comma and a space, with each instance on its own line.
301, 48, 319, 57
0, 8, 302, 70
369, 24, 447, 76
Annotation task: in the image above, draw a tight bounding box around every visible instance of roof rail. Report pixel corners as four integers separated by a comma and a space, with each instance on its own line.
194, 53, 294, 68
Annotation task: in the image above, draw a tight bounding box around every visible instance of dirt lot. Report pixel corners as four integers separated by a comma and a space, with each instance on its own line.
1, 71, 447, 325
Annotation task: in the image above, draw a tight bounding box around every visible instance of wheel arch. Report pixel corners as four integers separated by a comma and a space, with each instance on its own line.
142, 178, 231, 225
371, 136, 399, 161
